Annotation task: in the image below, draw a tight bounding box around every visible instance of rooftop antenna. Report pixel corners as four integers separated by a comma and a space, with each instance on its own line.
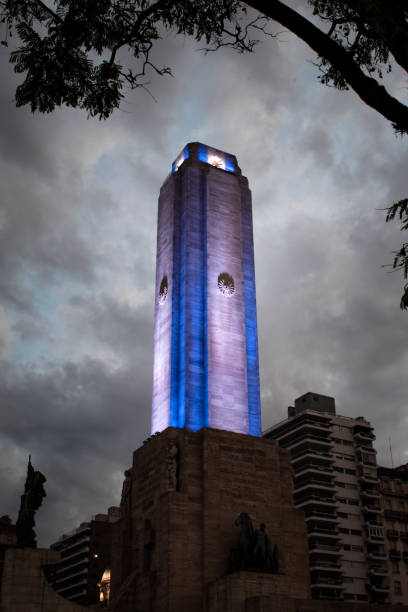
389, 436, 394, 468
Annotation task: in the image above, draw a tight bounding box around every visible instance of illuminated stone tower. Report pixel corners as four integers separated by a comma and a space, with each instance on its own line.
151, 142, 261, 436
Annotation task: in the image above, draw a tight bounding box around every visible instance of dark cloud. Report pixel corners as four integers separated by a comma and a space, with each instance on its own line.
0, 356, 150, 544
1, 13, 407, 548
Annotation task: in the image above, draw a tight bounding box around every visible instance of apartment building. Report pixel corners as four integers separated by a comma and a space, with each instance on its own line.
378, 463, 408, 604
50, 506, 119, 605
264, 392, 389, 603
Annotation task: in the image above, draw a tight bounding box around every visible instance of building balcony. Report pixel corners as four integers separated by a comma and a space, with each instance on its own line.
295, 495, 336, 508
389, 549, 401, 560
363, 505, 381, 515
295, 481, 334, 495
311, 579, 344, 589
358, 474, 379, 485
361, 489, 380, 499
292, 449, 334, 464
54, 533, 91, 552
369, 566, 388, 576
276, 422, 332, 442
309, 543, 342, 555
55, 578, 88, 596
304, 510, 338, 522
366, 519, 383, 527
386, 529, 399, 540
308, 528, 340, 539
353, 430, 375, 442
366, 534, 384, 544
367, 551, 387, 561
310, 561, 342, 572
294, 465, 334, 478
288, 436, 333, 452
54, 563, 88, 583
400, 531, 408, 541
370, 584, 390, 593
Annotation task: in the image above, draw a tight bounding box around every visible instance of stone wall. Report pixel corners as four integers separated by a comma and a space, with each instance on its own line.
0, 548, 95, 612
245, 596, 408, 612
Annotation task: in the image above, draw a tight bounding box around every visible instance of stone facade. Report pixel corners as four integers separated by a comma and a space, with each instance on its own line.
0, 548, 95, 612
110, 427, 310, 611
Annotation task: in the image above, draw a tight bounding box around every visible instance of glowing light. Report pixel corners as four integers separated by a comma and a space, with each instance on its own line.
208, 155, 225, 170
98, 568, 111, 605
171, 145, 190, 173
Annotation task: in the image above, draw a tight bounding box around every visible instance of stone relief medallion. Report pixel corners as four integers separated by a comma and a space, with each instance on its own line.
218, 272, 235, 297
158, 275, 168, 305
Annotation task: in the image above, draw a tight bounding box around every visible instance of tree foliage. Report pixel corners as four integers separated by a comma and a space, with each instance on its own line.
385, 199, 408, 310
1, 0, 407, 129
1, 0, 408, 306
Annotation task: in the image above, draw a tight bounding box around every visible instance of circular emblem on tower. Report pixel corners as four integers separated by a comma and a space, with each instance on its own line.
158, 275, 168, 305
217, 272, 235, 297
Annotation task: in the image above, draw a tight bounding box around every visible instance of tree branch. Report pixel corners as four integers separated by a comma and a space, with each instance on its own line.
32, 0, 61, 22
243, 0, 408, 134
108, 0, 173, 68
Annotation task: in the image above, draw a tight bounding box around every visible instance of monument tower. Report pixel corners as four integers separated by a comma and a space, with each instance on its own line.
110, 145, 310, 612
152, 142, 261, 436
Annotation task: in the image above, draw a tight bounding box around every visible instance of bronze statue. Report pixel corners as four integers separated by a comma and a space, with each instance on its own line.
15, 456, 46, 548
229, 514, 278, 573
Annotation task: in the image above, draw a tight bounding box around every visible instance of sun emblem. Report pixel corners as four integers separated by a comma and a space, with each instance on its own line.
158, 275, 168, 305
217, 272, 235, 297
208, 155, 225, 170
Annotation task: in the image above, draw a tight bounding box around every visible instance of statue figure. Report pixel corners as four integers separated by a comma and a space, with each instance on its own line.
167, 439, 179, 491
120, 469, 132, 516
253, 522, 279, 572
229, 514, 279, 573
229, 512, 255, 571
15, 456, 46, 548
253, 523, 268, 570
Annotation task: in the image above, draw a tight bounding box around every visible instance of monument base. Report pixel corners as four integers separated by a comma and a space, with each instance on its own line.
110, 427, 310, 611
207, 571, 297, 612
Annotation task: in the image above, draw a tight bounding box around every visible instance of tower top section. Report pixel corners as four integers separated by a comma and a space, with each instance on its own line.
171, 142, 242, 176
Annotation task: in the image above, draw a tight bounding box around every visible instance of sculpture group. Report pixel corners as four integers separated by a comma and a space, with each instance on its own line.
229, 513, 279, 573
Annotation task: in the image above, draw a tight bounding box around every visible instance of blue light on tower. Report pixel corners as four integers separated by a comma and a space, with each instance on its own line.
152, 142, 261, 436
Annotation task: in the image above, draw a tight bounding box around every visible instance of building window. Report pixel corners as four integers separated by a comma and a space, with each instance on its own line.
394, 581, 402, 595
392, 561, 400, 574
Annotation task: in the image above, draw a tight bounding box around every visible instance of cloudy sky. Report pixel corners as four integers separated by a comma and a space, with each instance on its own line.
0, 3, 407, 547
